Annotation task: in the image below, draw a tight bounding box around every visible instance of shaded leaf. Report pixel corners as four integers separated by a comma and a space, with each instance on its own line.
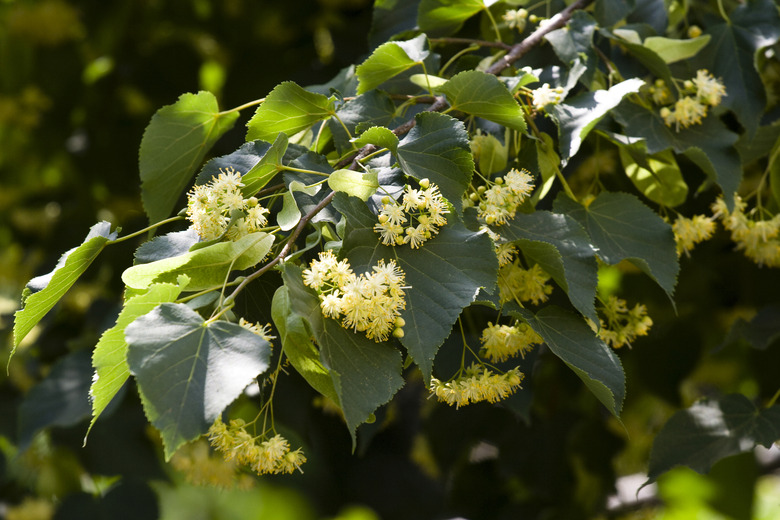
699, 0, 780, 135
356, 35, 429, 94
602, 29, 674, 87
241, 133, 288, 196
18, 350, 92, 449
280, 263, 404, 444
723, 304, 780, 351
501, 211, 599, 323
134, 229, 199, 264
329, 91, 396, 154
14, 222, 116, 353
122, 233, 274, 292
196, 139, 271, 185
396, 112, 474, 213
515, 306, 625, 418
554, 191, 678, 301
271, 285, 340, 405
545, 11, 598, 86
548, 78, 644, 162
334, 194, 497, 381
126, 303, 272, 459
246, 82, 335, 142
369, 0, 421, 49
646, 394, 780, 484
139, 91, 238, 224
88, 281, 186, 439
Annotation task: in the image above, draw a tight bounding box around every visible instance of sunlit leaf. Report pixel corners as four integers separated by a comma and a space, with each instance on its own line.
13, 222, 116, 354
139, 91, 238, 224
126, 303, 272, 459
328, 169, 380, 201
352, 126, 399, 153
122, 233, 274, 291
618, 142, 688, 207
246, 82, 335, 142
356, 34, 429, 94
418, 0, 486, 36
438, 70, 526, 132
643, 35, 710, 63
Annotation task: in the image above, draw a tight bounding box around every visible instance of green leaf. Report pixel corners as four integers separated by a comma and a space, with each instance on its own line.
554, 191, 678, 301
771, 136, 780, 207
13, 222, 116, 354
122, 232, 274, 292
471, 132, 507, 176
530, 133, 559, 204
369, 0, 421, 49
271, 286, 340, 405
329, 91, 396, 154
438, 70, 527, 133
278, 191, 302, 232
613, 101, 742, 210
87, 280, 186, 440
723, 304, 780, 351
545, 11, 598, 86
618, 142, 688, 207
334, 194, 497, 381
418, 0, 485, 36
139, 91, 239, 224
280, 263, 404, 444
501, 211, 599, 324
356, 35, 429, 94
18, 350, 92, 449
246, 82, 335, 142
646, 394, 780, 484
126, 303, 272, 459
603, 30, 674, 87
328, 169, 380, 201
547, 78, 644, 162
241, 133, 288, 196
352, 126, 399, 153
699, 0, 780, 135
409, 73, 448, 90
643, 35, 711, 63
515, 306, 625, 418
396, 112, 474, 213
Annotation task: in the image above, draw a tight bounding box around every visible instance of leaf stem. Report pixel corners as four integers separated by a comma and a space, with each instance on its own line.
109, 215, 185, 245
430, 37, 512, 51
716, 0, 729, 23
439, 44, 481, 76
219, 97, 265, 115
279, 165, 330, 177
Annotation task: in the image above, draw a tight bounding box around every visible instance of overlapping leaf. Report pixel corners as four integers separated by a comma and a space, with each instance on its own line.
122, 232, 274, 291
418, 0, 486, 36
515, 306, 625, 418
88, 280, 187, 439
396, 112, 474, 213
646, 394, 780, 484
438, 70, 527, 132
246, 82, 335, 142
139, 91, 238, 224
352, 126, 399, 153
280, 263, 404, 444
545, 11, 598, 86
334, 194, 497, 381
126, 303, 272, 458
328, 91, 396, 153
617, 142, 688, 207
13, 222, 116, 354
555, 192, 678, 300
547, 78, 644, 162
500, 211, 599, 323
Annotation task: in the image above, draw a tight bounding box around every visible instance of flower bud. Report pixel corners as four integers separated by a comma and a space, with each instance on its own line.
687, 25, 702, 38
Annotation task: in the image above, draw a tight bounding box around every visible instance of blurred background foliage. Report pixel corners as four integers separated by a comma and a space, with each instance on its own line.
1, 0, 779, 519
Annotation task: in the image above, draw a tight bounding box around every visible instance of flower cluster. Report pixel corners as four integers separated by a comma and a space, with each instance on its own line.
208, 418, 306, 475
497, 260, 553, 305
711, 195, 780, 268
238, 318, 276, 343
657, 70, 726, 131
588, 296, 653, 349
186, 167, 270, 241
502, 8, 528, 32
373, 178, 449, 249
531, 83, 564, 110
480, 321, 543, 363
465, 168, 535, 226
430, 364, 524, 408
302, 250, 407, 342
672, 214, 716, 256
170, 439, 254, 489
